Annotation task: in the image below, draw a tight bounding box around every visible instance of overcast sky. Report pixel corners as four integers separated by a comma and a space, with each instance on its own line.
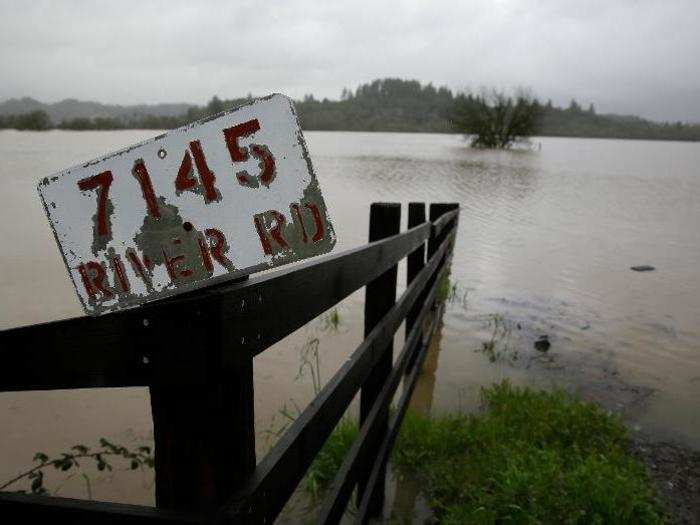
1, 0, 698, 122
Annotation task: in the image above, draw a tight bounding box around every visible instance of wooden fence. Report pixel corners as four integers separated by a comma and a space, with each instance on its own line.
0, 201, 459, 524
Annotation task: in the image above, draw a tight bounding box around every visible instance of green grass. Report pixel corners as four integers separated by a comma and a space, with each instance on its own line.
395, 382, 663, 524
307, 382, 665, 524
304, 417, 359, 500
436, 271, 453, 304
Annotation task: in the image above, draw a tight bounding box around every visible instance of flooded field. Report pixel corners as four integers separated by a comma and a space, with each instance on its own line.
1, 129, 699, 507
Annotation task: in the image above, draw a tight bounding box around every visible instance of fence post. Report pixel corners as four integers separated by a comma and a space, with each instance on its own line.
428, 203, 458, 259
147, 300, 256, 512
405, 202, 426, 373
358, 202, 400, 517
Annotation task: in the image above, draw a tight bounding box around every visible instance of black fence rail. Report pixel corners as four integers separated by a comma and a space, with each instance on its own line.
0, 201, 459, 524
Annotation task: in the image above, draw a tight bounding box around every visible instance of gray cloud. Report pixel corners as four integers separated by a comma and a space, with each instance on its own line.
1, 0, 698, 122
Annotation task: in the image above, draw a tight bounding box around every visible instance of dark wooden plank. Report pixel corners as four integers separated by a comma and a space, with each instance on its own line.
0, 492, 202, 524
0, 222, 430, 392
317, 260, 449, 524
405, 203, 426, 375
358, 203, 400, 516
405, 203, 426, 342
356, 302, 447, 525
431, 208, 459, 237
219, 230, 455, 524
428, 203, 459, 260
0, 312, 152, 392
217, 217, 429, 361
150, 355, 255, 511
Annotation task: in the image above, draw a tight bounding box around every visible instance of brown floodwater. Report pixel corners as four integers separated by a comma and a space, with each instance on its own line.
1, 129, 699, 510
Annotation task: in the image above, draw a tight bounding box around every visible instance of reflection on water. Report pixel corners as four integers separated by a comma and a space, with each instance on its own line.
1, 130, 700, 508
310, 131, 700, 450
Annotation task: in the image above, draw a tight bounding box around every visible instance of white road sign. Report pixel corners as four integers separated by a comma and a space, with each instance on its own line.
39, 94, 336, 316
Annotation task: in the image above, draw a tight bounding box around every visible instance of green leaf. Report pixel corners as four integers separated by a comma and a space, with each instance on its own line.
30, 471, 43, 493
71, 444, 89, 454
99, 438, 117, 452
130, 460, 139, 470
33, 452, 49, 463
138, 446, 151, 454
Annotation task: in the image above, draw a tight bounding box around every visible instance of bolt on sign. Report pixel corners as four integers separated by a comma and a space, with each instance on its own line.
38, 94, 336, 316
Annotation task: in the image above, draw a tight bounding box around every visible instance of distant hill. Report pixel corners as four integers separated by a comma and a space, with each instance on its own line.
1, 79, 699, 141
0, 97, 195, 124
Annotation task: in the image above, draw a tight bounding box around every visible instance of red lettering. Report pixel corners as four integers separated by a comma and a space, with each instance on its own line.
224, 119, 259, 162
162, 249, 179, 282
132, 159, 161, 219
250, 144, 276, 187
162, 249, 192, 282
305, 203, 325, 242
291, 203, 308, 243
109, 254, 130, 293
269, 211, 289, 248
223, 119, 276, 188
77, 261, 113, 299
77, 170, 113, 238
254, 216, 273, 255
197, 233, 214, 272
126, 248, 152, 288
205, 228, 232, 269
189, 140, 218, 202
175, 142, 219, 203
175, 150, 196, 193
253, 210, 289, 255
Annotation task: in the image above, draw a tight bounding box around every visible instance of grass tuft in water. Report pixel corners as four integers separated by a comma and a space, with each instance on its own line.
307, 381, 664, 523
394, 381, 664, 524
436, 271, 454, 304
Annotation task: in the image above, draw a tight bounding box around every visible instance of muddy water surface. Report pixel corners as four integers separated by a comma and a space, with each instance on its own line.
1, 130, 699, 507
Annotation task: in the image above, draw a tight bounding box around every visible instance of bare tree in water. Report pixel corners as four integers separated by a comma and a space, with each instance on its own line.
454, 89, 540, 149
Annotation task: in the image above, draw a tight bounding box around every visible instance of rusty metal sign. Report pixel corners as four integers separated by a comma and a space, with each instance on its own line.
39, 94, 336, 316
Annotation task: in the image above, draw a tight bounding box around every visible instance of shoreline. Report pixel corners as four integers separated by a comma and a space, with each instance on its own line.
2, 127, 700, 144
630, 435, 700, 524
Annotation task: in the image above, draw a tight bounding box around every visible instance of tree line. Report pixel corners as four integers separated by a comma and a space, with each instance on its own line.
1, 78, 699, 142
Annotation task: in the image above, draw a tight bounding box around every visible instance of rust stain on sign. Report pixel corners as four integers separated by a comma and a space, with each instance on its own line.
38, 94, 336, 316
